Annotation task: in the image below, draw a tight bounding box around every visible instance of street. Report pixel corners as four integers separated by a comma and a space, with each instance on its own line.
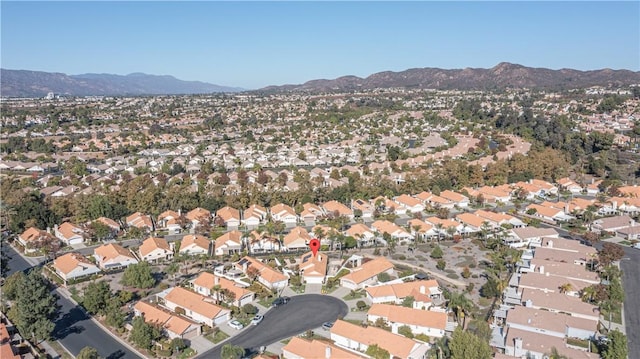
3, 244, 143, 358
620, 246, 640, 359
197, 294, 348, 358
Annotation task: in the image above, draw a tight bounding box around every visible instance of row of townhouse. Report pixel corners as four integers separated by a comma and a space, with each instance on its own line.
283, 319, 431, 358
493, 235, 600, 359
591, 214, 640, 240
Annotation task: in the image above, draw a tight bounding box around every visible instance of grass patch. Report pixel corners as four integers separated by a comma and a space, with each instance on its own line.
343, 319, 365, 326
342, 290, 366, 300
205, 330, 229, 344
619, 240, 631, 246
601, 307, 623, 325
258, 297, 274, 308
454, 256, 476, 267
48, 340, 73, 359
280, 338, 291, 345
177, 347, 196, 359
478, 297, 493, 307
446, 273, 460, 279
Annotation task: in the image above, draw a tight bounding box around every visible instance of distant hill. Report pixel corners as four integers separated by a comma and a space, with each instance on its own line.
0, 69, 243, 97
260, 62, 640, 93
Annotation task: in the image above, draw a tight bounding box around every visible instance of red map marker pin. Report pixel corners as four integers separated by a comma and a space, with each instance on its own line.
309, 238, 320, 257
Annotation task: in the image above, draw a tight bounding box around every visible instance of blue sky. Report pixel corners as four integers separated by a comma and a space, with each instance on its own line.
2, 1, 639, 89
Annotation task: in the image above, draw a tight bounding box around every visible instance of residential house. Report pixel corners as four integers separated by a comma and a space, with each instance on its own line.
330, 320, 430, 359
439, 190, 470, 208
94, 217, 122, 237
133, 301, 202, 339
520, 289, 599, 321
242, 204, 268, 226
299, 251, 328, 284
345, 223, 376, 247
282, 337, 365, 359
139, 237, 174, 262
17, 227, 58, 253
247, 230, 281, 253
503, 327, 598, 359
93, 243, 138, 270
365, 279, 443, 308
270, 203, 298, 225
300, 203, 324, 223
474, 210, 525, 228
236, 256, 289, 290
283, 226, 311, 251
506, 305, 597, 340
394, 194, 424, 214
340, 256, 395, 290
591, 215, 635, 233
407, 219, 438, 240
557, 177, 583, 194
157, 210, 183, 234
351, 199, 374, 220
53, 252, 101, 284
367, 303, 447, 338
216, 206, 241, 228
54, 222, 86, 246
185, 207, 211, 230
507, 227, 559, 248
322, 200, 354, 220
126, 212, 154, 232
416, 192, 454, 209
159, 287, 231, 327
214, 230, 243, 256
455, 212, 491, 235
371, 220, 413, 242
179, 234, 211, 256
191, 272, 255, 307
424, 217, 462, 238
525, 204, 572, 222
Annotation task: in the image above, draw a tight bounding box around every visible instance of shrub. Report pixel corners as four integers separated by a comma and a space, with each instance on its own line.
436, 259, 446, 270
461, 267, 471, 279
430, 245, 443, 259
356, 300, 367, 311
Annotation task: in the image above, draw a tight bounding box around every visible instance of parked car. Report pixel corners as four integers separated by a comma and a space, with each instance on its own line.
251, 314, 264, 325
228, 320, 244, 330
272, 296, 291, 307
321, 321, 334, 330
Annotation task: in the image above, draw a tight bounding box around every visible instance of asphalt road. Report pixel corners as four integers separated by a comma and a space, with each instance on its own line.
619, 246, 640, 359
197, 294, 348, 358
4, 245, 142, 359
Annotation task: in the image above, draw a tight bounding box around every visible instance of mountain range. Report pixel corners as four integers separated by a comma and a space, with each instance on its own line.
0, 69, 243, 97
260, 62, 640, 93
2, 63, 640, 98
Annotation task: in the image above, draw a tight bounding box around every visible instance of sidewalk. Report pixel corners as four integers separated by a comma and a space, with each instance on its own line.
55, 287, 147, 358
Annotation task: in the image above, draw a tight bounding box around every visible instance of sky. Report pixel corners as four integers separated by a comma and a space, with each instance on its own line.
2, 1, 639, 89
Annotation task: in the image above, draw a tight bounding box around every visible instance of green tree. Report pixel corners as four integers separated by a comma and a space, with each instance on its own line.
129, 316, 161, 350
430, 245, 443, 259
7, 270, 58, 342
2, 271, 25, 300
402, 296, 415, 308
170, 338, 187, 355
602, 329, 628, 359
365, 343, 391, 359
77, 346, 100, 359
82, 281, 112, 315
398, 325, 414, 338
242, 304, 258, 316
105, 299, 126, 329
448, 327, 492, 359
121, 262, 155, 289
436, 259, 446, 270
221, 344, 245, 359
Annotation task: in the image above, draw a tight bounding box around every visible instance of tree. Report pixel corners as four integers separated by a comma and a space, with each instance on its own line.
121, 262, 155, 289
398, 325, 414, 338
242, 304, 258, 316
480, 276, 501, 298
599, 243, 625, 266
558, 283, 573, 294
221, 344, 245, 359
82, 281, 112, 315
401, 296, 415, 308
77, 346, 100, 359
2, 271, 25, 300
170, 338, 187, 355
602, 329, 628, 359
430, 245, 444, 259
365, 343, 390, 359
547, 347, 569, 359
436, 259, 446, 270
129, 316, 161, 350
105, 299, 126, 329
356, 300, 367, 311
7, 270, 58, 342
377, 272, 391, 282
448, 327, 492, 359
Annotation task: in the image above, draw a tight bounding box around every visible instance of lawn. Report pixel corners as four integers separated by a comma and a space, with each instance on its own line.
47, 340, 73, 359
258, 297, 274, 308
205, 330, 229, 344
342, 290, 366, 300
601, 307, 623, 325
177, 348, 197, 359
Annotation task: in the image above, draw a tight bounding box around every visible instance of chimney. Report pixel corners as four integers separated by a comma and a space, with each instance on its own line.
538, 265, 544, 274
547, 240, 553, 248
325, 346, 331, 359
525, 299, 533, 308
420, 285, 426, 294
564, 203, 569, 214
514, 337, 524, 356
214, 276, 219, 285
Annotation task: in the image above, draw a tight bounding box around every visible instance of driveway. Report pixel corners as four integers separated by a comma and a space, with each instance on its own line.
196, 294, 348, 358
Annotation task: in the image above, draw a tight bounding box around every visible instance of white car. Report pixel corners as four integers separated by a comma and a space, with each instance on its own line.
228, 320, 244, 330
251, 314, 264, 325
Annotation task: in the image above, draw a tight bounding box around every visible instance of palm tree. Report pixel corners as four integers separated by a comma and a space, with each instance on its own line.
448, 292, 474, 328
435, 223, 444, 242
547, 347, 569, 359
580, 285, 597, 303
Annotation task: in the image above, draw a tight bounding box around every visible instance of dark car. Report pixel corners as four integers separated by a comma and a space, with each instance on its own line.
272, 296, 291, 307
321, 322, 334, 330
